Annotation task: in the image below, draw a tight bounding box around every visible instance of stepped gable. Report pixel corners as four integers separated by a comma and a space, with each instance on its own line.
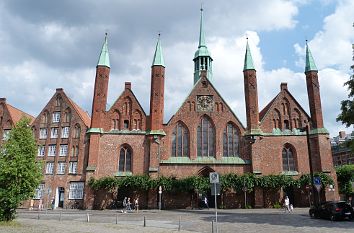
259, 83, 310, 133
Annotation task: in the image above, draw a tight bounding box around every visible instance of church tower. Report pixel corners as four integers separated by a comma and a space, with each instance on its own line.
149, 34, 165, 132
148, 35, 166, 179
193, 7, 213, 84
87, 34, 110, 172
305, 42, 324, 129
91, 33, 110, 129
243, 39, 260, 134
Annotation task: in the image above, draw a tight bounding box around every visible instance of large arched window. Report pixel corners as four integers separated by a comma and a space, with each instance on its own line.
223, 123, 240, 157
197, 116, 215, 157
171, 122, 189, 157
118, 146, 132, 172
282, 146, 296, 171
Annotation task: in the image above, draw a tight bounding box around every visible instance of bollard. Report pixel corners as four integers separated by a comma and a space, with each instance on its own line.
143, 216, 146, 227
86, 213, 90, 222
59, 211, 62, 221
116, 213, 118, 224
37, 213, 40, 220
178, 216, 181, 231
212, 220, 214, 233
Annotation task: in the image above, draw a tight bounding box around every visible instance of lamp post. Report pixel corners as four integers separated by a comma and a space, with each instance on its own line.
302, 124, 317, 207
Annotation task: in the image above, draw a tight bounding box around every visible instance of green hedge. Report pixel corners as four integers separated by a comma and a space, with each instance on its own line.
88, 172, 333, 193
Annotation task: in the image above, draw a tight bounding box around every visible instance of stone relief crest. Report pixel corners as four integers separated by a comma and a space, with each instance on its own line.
197, 95, 214, 112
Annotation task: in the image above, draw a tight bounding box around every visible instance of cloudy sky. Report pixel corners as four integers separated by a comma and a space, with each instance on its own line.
0, 0, 353, 137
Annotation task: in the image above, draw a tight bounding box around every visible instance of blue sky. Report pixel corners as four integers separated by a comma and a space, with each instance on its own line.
261, 1, 337, 71
0, 0, 353, 137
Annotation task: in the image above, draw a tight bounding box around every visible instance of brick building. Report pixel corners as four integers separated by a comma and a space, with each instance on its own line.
29, 89, 90, 209
331, 131, 354, 166
84, 9, 338, 209
0, 9, 339, 209
0, 98, 34, 146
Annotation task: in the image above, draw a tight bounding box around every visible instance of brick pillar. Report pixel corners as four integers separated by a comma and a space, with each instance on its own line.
243, 69, 259, 133
305, 71, 323, 129
149, 65, 165, 131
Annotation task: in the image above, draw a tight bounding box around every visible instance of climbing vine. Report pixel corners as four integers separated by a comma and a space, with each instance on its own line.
88, 172, 334, 194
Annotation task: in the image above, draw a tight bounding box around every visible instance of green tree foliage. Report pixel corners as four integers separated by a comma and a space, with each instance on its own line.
0, 118, 43, 221
89, 173, 333, 196
336, 165, 354, 196
337, 29, 354, 127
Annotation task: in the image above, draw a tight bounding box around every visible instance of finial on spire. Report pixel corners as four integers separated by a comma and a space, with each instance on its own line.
97, 33, 110, 68
152, 33, 165, 67
305, 40, 317, 72
243, 39, 255, 71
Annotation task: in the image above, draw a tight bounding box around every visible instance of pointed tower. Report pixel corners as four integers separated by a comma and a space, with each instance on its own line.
243, 39, 260, 133
193, 7, 213, 84
91, 33, 110, 129
148, 35, 166, 181
149, 34, 165, 132
87, 34, 110, 176
305, 42, 323, 129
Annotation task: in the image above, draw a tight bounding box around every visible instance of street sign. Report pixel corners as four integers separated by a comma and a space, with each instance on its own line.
209, 172, 219, 184
314, 177, 321, 185
314, 177, 321, 192
210, 183, 221, 196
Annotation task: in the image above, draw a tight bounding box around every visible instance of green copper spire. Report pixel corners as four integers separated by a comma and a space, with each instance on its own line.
305, 41, 317, 72
193, 7, 213, 84
194, 7, 211, 58
152, 34, 165, 67
243, 39, 255, 71
97, 33, 110, 68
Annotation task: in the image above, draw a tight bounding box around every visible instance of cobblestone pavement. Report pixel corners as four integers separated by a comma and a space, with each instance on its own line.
0, 208, 353, 233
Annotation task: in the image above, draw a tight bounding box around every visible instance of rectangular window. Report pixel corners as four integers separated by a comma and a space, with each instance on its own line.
57, 162, 66, 174
61, 127, 70, 138
69, 162, 78, 174
69, 182, 84, 199
48, 145, 56, 156
50, 128, 59, 138
38, 145, 45, 157
34, 184, 45, 199
52, 112, 60, 123
46, 162, 54, 174
39, 128, 47, 139
59, 145, 68, 156
3, 129, 10, 140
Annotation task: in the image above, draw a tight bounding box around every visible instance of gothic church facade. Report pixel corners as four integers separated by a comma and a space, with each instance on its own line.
0, 9, 338, 209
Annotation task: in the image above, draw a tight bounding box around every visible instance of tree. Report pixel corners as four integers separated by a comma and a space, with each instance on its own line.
0, 118, 42, 221
336, 165, 354, 197
336, 24, 354, 127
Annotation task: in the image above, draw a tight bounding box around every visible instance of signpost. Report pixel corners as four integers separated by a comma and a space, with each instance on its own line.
314, 177, 321, 205
210, 172, 219, 233
158, 185, 162, 211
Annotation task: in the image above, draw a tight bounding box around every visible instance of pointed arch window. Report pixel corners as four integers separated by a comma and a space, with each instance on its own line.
197, 116, 215, 157
223, 123, 240, 157
282, 146, 296, 171
118, 146, 132, 172
171, 122, 189, 157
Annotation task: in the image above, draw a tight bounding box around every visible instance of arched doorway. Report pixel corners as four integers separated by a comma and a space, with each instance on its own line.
197, 166, 218, 208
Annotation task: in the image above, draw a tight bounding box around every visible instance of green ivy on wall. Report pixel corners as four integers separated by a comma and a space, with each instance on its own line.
88, 172, 334, 194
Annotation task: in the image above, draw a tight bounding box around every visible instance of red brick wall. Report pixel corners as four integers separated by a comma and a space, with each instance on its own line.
243, 70, 259, 130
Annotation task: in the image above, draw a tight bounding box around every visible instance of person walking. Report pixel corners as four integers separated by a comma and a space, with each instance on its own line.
122, 197, 127, 213
204, 196, 209, 210
134, 197, 139, 213
284, 196, 290, 213
126, 197, 132, 212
